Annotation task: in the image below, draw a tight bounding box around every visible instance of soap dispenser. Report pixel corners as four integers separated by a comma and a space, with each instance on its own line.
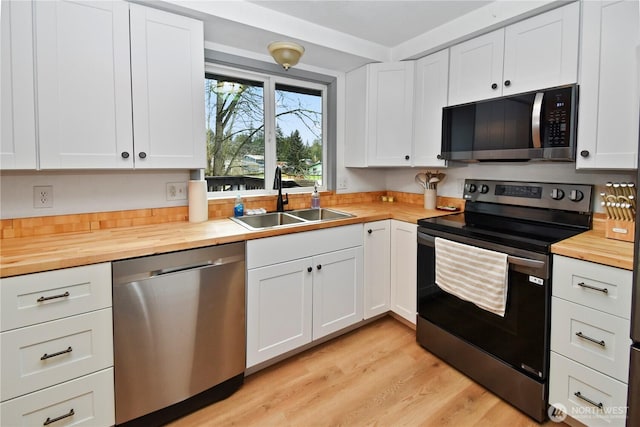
234, 194, 244, 217
311, 184, 320, 209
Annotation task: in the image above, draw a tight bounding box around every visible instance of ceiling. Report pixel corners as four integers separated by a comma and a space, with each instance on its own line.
150, 0, 562, 72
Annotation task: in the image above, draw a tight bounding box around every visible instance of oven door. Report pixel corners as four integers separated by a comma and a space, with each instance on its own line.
417, 229, 550, 380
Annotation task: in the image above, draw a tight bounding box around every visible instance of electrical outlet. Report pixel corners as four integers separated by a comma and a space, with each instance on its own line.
166, 182, 187, 201
33, 185, 53, 208
338, 176, 348, 190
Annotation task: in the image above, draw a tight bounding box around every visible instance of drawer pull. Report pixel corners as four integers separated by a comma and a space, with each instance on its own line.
43, 408, 74, 425
40, 346, 73, 361
574, 391, 604, 409
575, 331, 606, 347
37, 291, 70, 303
577, 282, 608, 294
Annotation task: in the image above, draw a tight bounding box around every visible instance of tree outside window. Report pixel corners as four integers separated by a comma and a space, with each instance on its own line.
205, 70, 324, 193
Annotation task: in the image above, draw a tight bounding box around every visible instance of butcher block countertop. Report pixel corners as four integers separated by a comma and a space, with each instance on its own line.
2, 203, 634, 278
551, 228, 634, 271
0, 202, 451, 278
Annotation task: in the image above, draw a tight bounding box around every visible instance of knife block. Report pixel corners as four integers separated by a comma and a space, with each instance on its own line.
605, 219, 635, 242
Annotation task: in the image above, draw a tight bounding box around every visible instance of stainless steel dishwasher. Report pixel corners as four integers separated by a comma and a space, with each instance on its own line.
112, 242, 246, 426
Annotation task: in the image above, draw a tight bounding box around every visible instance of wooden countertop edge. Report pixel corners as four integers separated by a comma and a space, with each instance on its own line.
2, 203, 634, 277
551, 229, 634, 271
1, 203, 451, 278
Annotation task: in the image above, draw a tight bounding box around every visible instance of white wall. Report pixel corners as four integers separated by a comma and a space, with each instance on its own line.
384, 162, 636, 213
0, 170, 190, 218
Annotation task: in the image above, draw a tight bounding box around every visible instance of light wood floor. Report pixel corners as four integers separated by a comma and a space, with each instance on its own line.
169, 316, 558, 427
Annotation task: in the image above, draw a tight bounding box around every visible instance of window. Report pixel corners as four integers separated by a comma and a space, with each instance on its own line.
204, 65, 326, 195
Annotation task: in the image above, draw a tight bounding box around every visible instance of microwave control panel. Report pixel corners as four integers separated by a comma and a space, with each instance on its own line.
543, 87, 574, 147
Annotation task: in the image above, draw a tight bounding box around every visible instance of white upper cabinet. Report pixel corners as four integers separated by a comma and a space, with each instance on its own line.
130, 4, 206, 169
9, 0, 205, 170
448, 29, 505, 106
345, 62, 415, 167
1, 1, 37, 170
448, 2, 579, 106
36, 0, 134, 169
413, 49, 449, 167
576, 0, 639, 170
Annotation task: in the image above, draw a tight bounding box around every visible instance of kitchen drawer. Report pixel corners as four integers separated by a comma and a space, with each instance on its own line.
551, 297, 630, 382
0, 262, 112, 331
1, 308, 113, 401
552, 255, 632, 319
1, 368, 114, 427
549, 352, 627, 427
247, 224, 363, 269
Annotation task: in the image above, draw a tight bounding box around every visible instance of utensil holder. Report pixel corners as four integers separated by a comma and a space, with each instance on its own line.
605, 219, 635, 242
424, 189, 437, 210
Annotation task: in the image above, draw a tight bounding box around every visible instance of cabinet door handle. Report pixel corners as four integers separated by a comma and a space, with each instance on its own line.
41, 346, 73, 361
574, 391, 603, 409
307, 267, 313, 273
577, 282, 608, 294
404, 155, 410, 161
43, 409, 75, 426
575, 331, 606, 347
37, 291, 70, 303
138, 151, 147, 159
580, 150, 590, 158
367, 229, 372, 234
491, 83, 498, 90
504, 80, 511, 87
316, 264, 322, 270
121, 151, 130, 159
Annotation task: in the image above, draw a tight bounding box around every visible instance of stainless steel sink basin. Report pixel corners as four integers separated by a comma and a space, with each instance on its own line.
288, 208, 354, 222
230, 208, 353, 230
230, 212, 305, 230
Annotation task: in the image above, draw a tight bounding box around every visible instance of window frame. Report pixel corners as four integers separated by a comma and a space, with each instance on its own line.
204, 63, 328, 198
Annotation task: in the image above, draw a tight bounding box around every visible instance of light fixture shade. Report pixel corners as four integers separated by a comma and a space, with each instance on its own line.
268, 41, 305, 70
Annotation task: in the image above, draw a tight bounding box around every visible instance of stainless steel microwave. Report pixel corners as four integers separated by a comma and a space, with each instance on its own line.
440, 85, 578, 162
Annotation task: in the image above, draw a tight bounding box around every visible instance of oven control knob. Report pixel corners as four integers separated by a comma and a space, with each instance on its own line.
466, 183, 477, 193
569, 189, 584, 202
550, 188, 565, 200
479, 184, 489, 194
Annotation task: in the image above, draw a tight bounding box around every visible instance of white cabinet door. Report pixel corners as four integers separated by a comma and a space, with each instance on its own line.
345, 62, 414, 167
390, 221, 417, 324
577, 0, 640, 169
363, 220, 391, 319
448, 29, 504, 106
35, 0, 134, 169
313, 247, 363, 339
448, 3, 579, 106
246, 258, 313, 368
502, 2, 579, 96
1, 0, 37, 170
413, 49, 448, 167
367, 62, 415, 166
130, 4, 206, 169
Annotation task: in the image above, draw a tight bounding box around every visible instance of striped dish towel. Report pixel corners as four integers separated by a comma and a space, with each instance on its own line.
434, 237, 509, 317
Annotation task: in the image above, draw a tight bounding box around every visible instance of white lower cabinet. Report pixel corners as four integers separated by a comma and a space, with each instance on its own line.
1, 368, 115, 427
246, 225, 363, 368
390, 221, 417, 324
363, 220, 391, 319
0, 264, 114, 426
550, 255, 632, 426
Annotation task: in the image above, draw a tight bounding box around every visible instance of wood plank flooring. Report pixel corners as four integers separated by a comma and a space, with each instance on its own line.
169, 316, 558, 427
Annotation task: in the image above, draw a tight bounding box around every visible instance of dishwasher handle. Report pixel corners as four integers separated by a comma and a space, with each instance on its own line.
150, 254, 245, 277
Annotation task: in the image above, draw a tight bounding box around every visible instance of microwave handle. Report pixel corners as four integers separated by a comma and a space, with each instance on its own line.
531, 92, 544, 149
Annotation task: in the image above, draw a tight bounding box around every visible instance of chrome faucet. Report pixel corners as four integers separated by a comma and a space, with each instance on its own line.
273, 166, 289, 212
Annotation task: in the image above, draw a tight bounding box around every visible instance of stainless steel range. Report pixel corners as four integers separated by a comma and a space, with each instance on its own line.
416, 179, 593, 422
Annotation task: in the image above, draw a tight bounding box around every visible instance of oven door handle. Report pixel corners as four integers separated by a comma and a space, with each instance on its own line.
418, 232, 546, 269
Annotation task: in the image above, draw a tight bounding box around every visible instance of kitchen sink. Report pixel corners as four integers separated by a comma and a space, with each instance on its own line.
288, 208, 354, 222
230, 212, 305, 230
231, 208, 353, 230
